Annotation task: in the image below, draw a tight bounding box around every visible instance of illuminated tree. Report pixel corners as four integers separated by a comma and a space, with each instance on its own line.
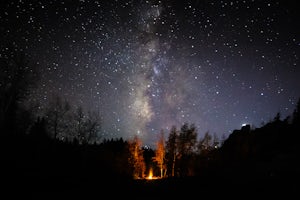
153, 129, 166, 178
128, 135, 146, 179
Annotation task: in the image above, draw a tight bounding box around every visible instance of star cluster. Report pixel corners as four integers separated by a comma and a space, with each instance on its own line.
1, 0, 299, 146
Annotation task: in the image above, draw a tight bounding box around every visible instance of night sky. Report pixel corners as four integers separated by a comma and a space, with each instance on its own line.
1, 0, 299, 147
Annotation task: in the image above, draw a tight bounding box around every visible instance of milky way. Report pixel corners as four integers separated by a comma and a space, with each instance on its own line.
1, 0, 299, 147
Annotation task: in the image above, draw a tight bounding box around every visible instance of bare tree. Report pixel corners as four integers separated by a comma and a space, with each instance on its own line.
44, 96, 71, 140
153, 129, 166, 178
74, 106, 85, 143
73, 106, 102, 144
84, 110, 102, 144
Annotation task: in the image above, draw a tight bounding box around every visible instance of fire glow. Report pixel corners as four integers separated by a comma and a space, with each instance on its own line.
147, 168, 153, 180
146, 168, 160, 180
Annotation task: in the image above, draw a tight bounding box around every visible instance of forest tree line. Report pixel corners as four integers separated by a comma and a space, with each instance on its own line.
1, 46, 300, 180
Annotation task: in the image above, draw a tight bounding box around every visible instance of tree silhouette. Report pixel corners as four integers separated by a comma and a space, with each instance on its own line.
198, 131, 213, 155
292, 98, 300, 125
177, 123, 198, 176
84, 110, 102, 144
178, 123, 198, 156
74, 105, 86, 143
165, 125, 178, 177
44, 95, 71, 140
0, 46, 38, 135
44, 97, 102, 144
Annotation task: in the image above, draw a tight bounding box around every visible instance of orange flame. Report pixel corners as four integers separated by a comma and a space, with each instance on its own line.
147, 168, 153, 180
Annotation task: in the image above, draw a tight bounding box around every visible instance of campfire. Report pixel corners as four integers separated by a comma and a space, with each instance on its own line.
145, 168, 160, 180
146, 168, 153, 180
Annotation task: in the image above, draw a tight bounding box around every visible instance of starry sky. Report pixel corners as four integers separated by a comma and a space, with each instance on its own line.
1, 0, 299, 147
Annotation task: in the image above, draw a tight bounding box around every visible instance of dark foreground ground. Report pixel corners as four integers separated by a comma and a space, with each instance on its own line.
2, 167, 298, 200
